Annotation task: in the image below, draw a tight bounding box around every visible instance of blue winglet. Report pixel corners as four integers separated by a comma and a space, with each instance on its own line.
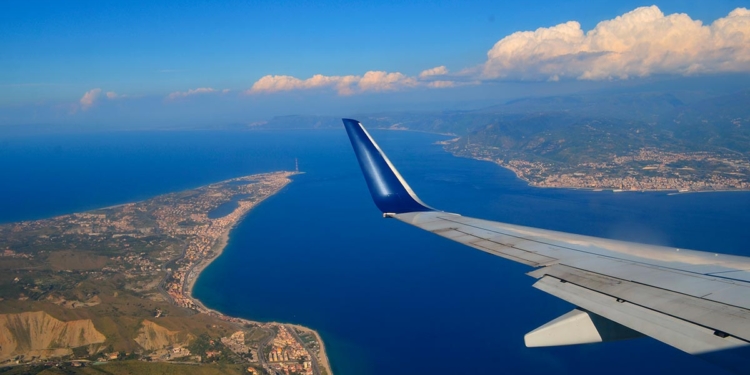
343, 118, 433, 214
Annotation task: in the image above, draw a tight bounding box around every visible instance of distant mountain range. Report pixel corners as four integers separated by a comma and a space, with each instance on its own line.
257, 88, 750, 163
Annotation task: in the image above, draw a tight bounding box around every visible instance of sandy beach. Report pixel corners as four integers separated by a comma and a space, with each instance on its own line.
181, 172, 334, 375
184, 172, 295, 306
288, 323, 332, 374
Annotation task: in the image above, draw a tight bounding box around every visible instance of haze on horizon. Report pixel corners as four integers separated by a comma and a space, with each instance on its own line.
1, 0, 749, 128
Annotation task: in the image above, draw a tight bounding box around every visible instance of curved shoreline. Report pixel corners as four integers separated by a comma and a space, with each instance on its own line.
287, 323, 332, 375
182, 172, 334, 375
454, 153, 750, 193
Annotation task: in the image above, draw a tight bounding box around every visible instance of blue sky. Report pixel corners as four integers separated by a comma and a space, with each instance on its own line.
1, 0, 749, 126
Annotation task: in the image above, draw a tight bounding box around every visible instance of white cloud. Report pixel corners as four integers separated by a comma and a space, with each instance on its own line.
250, 75, 300, 92
248, 70, 444, 95
419, 66, 459, 88
77, 89, 127, 112
427, 80, 456, 88
245, 6, 749, 96
358, 71, 417, 92
166, 87, 217, 100
419, 66, 449, 78
79, 88, 102, 110
482, 6, 750, 81
247, 74, 360, 95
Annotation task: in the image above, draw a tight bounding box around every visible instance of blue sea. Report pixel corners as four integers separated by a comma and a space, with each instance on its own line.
1, 128, 749, 375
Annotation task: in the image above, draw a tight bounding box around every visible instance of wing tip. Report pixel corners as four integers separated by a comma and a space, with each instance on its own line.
342, 118, 433, 214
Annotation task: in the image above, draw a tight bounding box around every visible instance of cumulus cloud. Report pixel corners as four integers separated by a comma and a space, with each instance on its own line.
246, 6, 749, 96
427, 80, 456, 88
482, 6, 750, 81
419, 66, 461, 88
166, 87, 218, 100
78, 89, 130, 111
248, 74, 344, 93
419, 66, 449, 78
79, 88, 102, 110
248, 70, 450, 95
248, 72, 387, 95
358, 71, 417, 92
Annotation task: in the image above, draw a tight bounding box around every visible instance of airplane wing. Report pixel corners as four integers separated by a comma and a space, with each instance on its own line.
342, 118, 750, 374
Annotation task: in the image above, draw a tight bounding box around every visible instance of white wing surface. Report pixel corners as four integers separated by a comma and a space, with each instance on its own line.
343, 118, 750, 374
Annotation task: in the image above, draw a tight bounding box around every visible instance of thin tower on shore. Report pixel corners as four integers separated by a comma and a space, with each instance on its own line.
295, 158, 299, 172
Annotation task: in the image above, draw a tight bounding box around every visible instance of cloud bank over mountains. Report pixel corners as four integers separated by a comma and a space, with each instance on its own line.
249, 6, 750, 95
246, 66, 461, 95
78, 89, 127, 111
79, 89, 102, 111
247, 71, 421, 96
71, 5, 749, 114
77, 87, 231, 111
166, 87, 230, 100
483, 6, 750, 81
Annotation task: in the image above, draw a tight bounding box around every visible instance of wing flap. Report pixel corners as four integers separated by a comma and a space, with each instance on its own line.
533, 275, 749, 354
532, 264, 750, 343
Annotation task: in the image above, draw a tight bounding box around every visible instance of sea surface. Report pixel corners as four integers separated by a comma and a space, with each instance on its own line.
2, 128, 749, 374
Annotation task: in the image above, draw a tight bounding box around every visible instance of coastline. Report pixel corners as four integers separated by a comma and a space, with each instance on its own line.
454, 152, 750, 194
288, 323, 332, 374
181, 171, 334, 375
184, 171, 299, 305
377, 126, 457, 137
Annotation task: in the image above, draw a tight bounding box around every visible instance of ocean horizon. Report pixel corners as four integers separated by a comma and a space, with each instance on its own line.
2, 128, 748, 374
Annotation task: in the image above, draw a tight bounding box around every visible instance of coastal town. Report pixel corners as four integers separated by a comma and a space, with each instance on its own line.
455, 143, 750, 192
0, 171, 332, 375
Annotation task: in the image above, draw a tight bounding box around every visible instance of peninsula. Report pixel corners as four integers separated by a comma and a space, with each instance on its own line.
0, 171, 332, 375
